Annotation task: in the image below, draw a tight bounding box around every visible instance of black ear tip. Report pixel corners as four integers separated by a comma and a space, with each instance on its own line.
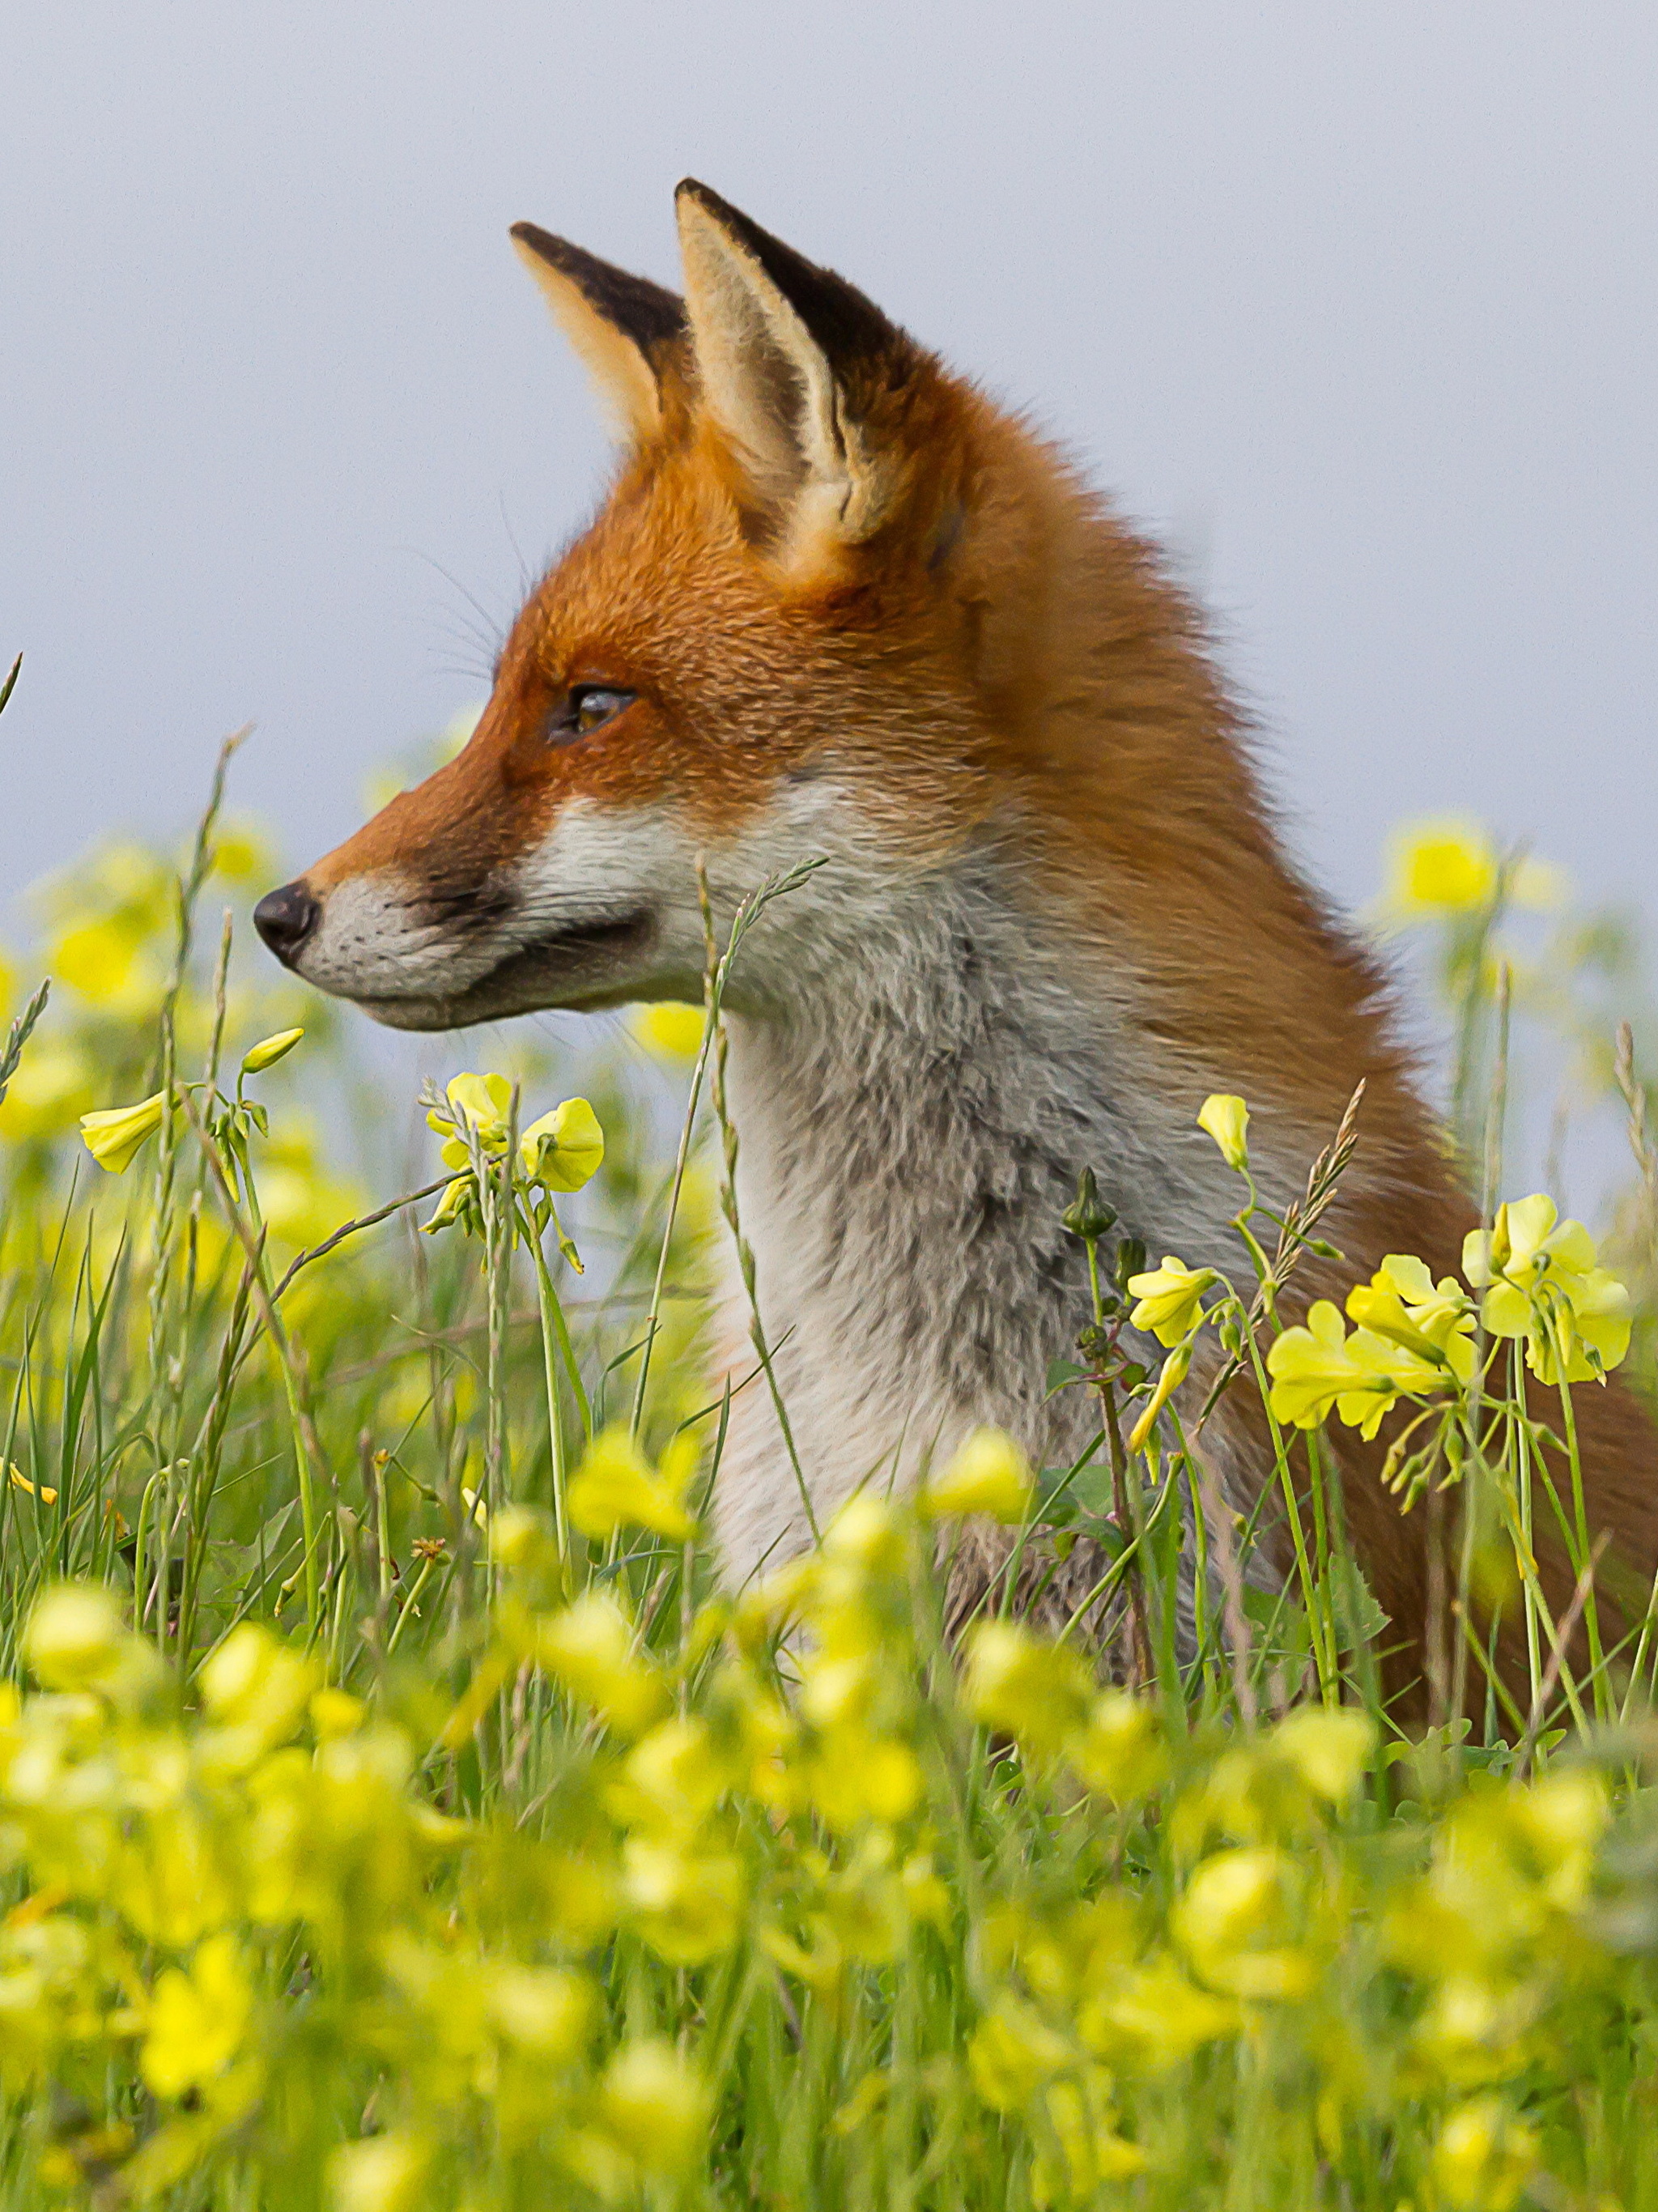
512, 219, 565, 260
675, 178, 726, 219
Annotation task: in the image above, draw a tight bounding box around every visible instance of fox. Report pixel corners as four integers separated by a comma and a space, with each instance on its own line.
255, 179, 1656, 1712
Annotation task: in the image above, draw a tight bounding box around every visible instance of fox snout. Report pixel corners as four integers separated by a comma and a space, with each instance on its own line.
253, 882, 320, 968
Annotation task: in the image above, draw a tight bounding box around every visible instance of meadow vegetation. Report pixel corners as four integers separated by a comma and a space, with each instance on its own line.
1, 696, 1657, 2209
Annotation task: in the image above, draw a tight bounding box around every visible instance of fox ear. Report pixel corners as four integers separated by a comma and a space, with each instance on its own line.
511, 223, 685, 443
674, 181, 907, 551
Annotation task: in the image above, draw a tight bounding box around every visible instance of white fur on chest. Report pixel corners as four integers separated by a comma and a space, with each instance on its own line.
701, 863, 1283, 1587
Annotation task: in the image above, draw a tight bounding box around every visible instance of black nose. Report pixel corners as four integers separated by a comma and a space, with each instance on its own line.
253, 882, 320, 966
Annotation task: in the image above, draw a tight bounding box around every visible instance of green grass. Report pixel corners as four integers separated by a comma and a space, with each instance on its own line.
0, 734, 1656, 2211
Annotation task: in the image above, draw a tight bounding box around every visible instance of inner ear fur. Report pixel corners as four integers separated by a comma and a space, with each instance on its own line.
674, 180, 914, 555
511, 222, 686, 444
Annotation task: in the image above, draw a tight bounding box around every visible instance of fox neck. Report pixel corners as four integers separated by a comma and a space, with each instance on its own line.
708, 851, 1268, 1584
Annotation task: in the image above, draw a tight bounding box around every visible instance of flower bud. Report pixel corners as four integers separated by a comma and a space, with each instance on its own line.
1127, 1340, 1192, 1453
239, 1026, 304, 1075
1197, 1093, 1250, 1172
1062, 1168, 1116, 1241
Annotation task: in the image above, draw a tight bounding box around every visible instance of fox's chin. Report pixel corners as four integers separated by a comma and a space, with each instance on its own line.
331, 910, 659, 1032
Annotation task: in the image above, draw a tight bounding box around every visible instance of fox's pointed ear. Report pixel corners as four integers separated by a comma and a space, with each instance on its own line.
511, 222, 686, 443
674, 181, 909, 552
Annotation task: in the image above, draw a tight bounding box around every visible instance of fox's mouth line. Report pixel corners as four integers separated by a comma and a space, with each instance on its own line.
447, 904, 657, 999
511, 907, 654, 963
342, 906, 655, 1026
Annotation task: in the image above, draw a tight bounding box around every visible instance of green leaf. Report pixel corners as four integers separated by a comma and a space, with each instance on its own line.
1044, 1358, 1092, 1397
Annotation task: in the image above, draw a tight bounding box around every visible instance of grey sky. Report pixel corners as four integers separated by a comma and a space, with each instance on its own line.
4, 3, 1655, 955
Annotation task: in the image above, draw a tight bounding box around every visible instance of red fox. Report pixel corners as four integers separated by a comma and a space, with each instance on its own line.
256, 181, 1656, 1710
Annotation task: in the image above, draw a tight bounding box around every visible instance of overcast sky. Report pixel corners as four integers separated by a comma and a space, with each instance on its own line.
5, 4, 1655, 961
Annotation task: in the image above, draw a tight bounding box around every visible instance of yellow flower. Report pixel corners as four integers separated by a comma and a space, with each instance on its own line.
967, 1993, 1072, 2109
1431, 2098, 1539, 2212
1345, 1253, 1476, 1380
1197, 1092, 1250, 1172
0, 1035, 94, 1142
310, 1688, 365, 1740
200, 1623, 317, 1753
623, 1838, 742, 1963
140, 1933, 253, 2099
329, 2134, 432, 2212
1037, 2073, 1148, 2196
520, 1095, 605, 1191
1266, 1301, 1445, 1439
631, 1002, 707, 1060
79, 1089, 168, 1173
1465, 1192, 1588, 1293
1071, 1690, 1169, 1806
1386, 819, 1499, 917
1463, 1194, 1631, 1384
206, 819, 274, 886
420, 1175, 473, 1235
961, 1621, 1095, 1762
1082, 1955, 1239, 2075
619, 1716, 730, 1831
529, 1593, 669, 1737
597, 2038, 708, 2179
920, 1427, 1035, 1522
1127, 1340, 1192, 1453
486, 1963, 593, 2056
8, 1465, 57, 1507
568, 1427, 698, 1543
1515, 1770, 1608, 1908
24, 1583, 129, 1691
239, 1026, 304, 1075
430, 1070, 513, 1163
1270, 1707, 1375, 1802
52, 916, 155, 1011
1172, 1847, 1312, 2002
1126, 1256, 1217, 1347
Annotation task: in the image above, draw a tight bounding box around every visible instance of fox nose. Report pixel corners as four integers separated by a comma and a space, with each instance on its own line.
253, 881, 320, 967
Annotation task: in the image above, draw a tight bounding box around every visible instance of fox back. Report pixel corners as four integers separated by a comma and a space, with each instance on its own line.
257, 182, 1657, 1710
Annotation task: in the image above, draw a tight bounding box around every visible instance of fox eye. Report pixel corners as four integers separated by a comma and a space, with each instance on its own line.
549, 685, 636, 743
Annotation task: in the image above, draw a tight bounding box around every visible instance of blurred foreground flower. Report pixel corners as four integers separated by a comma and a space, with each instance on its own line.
141, 1933, 254, 2099
568, 1427, 698, 1543
1172, 1847, 1313, 2002
1431, 2098, 1539, 2212
329, 2134, 432, 2212
962, 1620, 1094, 1763
920, 1427, 1035, 1521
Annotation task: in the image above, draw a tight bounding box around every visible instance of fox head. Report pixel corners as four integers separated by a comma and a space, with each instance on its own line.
257, 180, 1257, 1037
